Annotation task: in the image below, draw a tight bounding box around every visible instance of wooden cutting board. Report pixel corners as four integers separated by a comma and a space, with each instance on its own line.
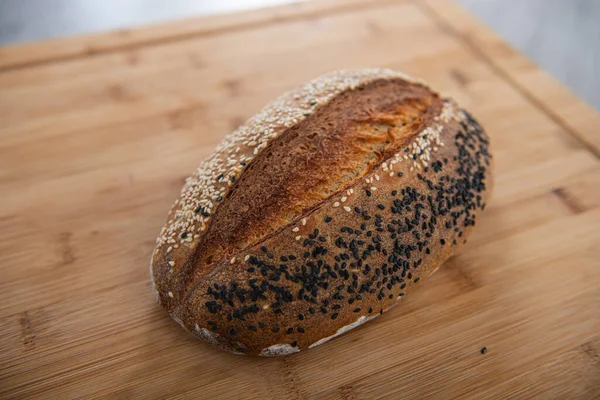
1, 0, 599, 398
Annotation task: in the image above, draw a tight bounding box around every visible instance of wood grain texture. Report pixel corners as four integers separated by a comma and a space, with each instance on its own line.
0, 0, 398, 71
1, 0, 599, 398
421, 0, 600, 157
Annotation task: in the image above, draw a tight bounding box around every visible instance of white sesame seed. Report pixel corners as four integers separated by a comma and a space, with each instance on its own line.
301, 218, 307, 226
333, 202, 340, 207
230, 257, 236, 264
343, 206, 352, 212
167, 246, 173, 253
292, 227, 300, 232
295, 235, 302, 241
371, 186, 377, 191
168, 292, 174, 298
154, 69, 435, 248
341, 196, 347, 202
168, 261, 175, 267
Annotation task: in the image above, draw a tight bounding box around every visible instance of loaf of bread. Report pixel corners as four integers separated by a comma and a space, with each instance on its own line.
150, 69, 492, 356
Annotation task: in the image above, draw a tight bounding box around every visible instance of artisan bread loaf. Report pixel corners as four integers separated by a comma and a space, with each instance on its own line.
150, 69, 493, 356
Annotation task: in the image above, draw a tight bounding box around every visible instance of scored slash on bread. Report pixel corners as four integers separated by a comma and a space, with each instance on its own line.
150, 68, 493, 356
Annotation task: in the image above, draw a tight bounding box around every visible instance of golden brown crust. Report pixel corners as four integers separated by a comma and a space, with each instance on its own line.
187, 80, 441, 290
150, 69, 493, 356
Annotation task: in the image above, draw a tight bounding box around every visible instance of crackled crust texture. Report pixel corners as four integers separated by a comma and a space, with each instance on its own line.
150, 69, 493, 356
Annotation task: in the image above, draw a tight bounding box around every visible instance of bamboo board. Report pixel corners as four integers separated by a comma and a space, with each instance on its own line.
1, 0, 599, 398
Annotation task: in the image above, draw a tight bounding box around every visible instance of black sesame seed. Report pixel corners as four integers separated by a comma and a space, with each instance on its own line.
481, 347, 487, 354
272, 326, 280, 333
331, 313, 339, 320
353, 307, 361, 313
287, 327, 294, 334
398, 172, 404, 177
325, 216, 333, 223
202, 117, 491, 344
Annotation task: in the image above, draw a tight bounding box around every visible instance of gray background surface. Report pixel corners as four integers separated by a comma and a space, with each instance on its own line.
0, 0, 598, 109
